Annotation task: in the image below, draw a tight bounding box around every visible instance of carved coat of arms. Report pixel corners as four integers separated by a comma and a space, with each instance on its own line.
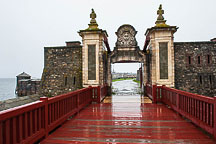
116, 25, 137, 47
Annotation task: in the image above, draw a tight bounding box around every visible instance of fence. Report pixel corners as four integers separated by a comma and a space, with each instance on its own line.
92, 85, 108, 103
145, 83, 161, 103
145, 83, 216, 139
0, 85, 108, 144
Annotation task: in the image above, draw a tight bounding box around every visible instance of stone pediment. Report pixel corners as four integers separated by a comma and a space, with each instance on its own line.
110, 24, 144, 64
115, 24, 138, 48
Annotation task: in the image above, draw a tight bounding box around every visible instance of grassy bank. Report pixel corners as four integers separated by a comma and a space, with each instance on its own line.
133, 79, 140, 84
112, 78, 135, 82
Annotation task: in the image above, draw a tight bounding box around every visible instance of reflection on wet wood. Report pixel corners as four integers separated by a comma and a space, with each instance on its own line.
103, 96, 152, 104
42, 99, 215, 144
41, 79, 215, 143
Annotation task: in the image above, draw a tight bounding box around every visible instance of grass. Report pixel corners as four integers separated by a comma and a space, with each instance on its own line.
133, 79, 140, 83
112, 78, 135, 82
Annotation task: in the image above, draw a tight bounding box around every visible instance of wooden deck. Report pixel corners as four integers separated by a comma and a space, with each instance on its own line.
41, 95, 215, 144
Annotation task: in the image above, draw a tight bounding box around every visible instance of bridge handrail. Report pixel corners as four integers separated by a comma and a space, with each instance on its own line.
145, 83, 153, 101
0, 86, 94, 144
162, 86, 214, 103
0, 100, 46, 144
92, 84, 108, 103
161, 86, 215, 136
146, 83, 216, 139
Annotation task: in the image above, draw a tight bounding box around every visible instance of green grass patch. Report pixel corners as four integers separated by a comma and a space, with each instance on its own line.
112, 78, 135, 82
133, 79, 140, 83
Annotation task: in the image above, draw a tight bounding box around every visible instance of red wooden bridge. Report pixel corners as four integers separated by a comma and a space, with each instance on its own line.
0, 84, 216, 143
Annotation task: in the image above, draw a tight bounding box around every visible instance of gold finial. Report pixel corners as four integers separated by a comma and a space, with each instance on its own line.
155, 4, 169, 27
87, 9, 99, 30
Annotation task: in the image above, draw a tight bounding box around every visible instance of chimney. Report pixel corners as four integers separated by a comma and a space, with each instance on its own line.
65, 41, 81, 47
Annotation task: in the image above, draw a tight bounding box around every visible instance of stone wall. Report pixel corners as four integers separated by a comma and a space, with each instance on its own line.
40, 41, 82, 96
17, 79, 40, 96
136, 69, 140, 81
101, 51, 108, 84
174, 41, 216, 97
0, 94, 41, 111
146, 52, 152, 84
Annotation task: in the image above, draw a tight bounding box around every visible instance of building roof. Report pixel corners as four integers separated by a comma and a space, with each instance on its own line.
19, 79, 40, 82
16, 72, 31, 77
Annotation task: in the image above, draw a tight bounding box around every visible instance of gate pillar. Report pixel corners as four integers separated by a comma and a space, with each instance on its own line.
79, 9, 109, 87
107, 57, 112, 95
145, 5, 178, 87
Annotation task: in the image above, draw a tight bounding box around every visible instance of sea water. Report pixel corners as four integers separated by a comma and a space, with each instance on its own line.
0, 78, 17, 101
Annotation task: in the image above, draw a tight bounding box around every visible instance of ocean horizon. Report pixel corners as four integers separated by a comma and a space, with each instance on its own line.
0, 78, 17, 101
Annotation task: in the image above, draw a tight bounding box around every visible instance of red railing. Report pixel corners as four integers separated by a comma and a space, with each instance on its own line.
145, 83, 159, 103
0, 86, 103, 144
92, 85, 108, 103
161, 86, 216, 138
0, 101, 46, 144
146, 83, 216, 139
145, 83, 153, 100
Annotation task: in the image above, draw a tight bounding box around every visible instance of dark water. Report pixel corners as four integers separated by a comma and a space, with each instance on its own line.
0, 78, 17, 101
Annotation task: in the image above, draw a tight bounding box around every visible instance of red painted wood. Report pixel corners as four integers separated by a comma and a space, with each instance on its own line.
0, 122, 2, 144
0, 86, 97, 144
12, 117, 17, 144
40, 97, 48, 138
29, 111, 33, 137
91, 85, 108, 103
149, 84, 216, 139
97, 86, 101, 103
152, 85, 157, 103
41, 102, 216, 144
34, 109, 37, 133
210, 104, 213, 127
214, 97, 216, 139
38, 108, 41, 131
18, 115, 23, 142
203, 102, 206, 123
177, 93, 180, 110
5, 120, 10, 144
24, 113, 28, 139
145, 83, 153, 100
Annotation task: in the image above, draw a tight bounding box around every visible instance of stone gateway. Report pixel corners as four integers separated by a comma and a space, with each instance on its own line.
40, 5, 216, 97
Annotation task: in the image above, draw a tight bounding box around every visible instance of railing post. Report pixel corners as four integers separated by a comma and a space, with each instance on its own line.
214, 96, 216, 139
97, 86, 101, 103
176, 93, 180, 110
40, 97, 48, 138
152, 85, 157, 103
0, 122, 2, 144
77, 92, 80, 109
161, 85, 165, 102
88, 86, 93, 103
144, 82, 147, 96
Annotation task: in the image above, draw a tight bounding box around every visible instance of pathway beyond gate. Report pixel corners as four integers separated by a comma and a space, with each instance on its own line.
42, 94, 215, 143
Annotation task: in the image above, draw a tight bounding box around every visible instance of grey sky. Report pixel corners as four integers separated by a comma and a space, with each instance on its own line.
0, 0, 215, 78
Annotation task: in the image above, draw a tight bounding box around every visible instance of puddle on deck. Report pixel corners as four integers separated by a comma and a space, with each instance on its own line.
103, 79, 152, 104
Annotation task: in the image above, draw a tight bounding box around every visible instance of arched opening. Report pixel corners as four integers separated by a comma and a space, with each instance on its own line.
106, 24, 147, 99
111, 63, 142, 96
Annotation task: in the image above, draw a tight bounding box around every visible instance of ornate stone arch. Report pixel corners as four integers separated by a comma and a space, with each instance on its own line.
110, 24, 144, 63
107, 24, 146, 91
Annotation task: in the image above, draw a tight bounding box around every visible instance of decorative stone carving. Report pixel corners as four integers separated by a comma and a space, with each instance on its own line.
115, 25, 137, 47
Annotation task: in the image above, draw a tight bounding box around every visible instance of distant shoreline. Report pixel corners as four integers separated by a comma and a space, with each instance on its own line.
0, 78, 15, 79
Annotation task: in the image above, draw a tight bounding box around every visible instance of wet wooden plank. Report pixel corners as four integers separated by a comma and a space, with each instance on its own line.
41, 95, 215, 144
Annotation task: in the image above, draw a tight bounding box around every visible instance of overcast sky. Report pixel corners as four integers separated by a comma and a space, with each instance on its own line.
0, 0, 215, 78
